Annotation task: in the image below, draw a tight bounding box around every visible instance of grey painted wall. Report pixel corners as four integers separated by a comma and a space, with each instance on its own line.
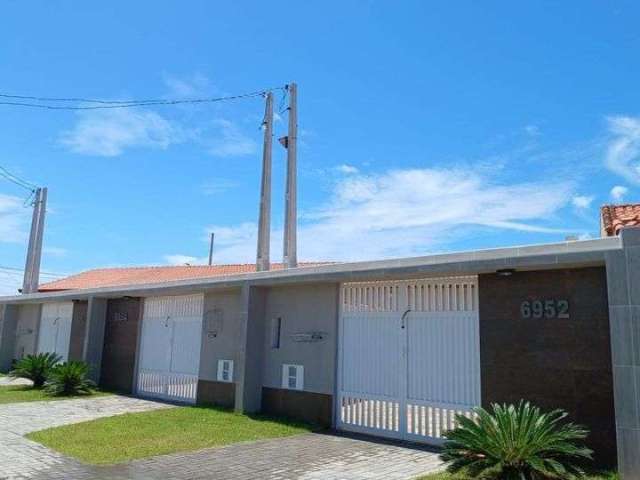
13, 304, 41, 359
606, 227, 640, 479
83, 297, 108, 382
198, 289, 243, 382
0, 305, 18, 371
261, 283, 339, 395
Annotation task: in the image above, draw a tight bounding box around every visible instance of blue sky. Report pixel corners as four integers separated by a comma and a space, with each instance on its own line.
1, 1, 640, 294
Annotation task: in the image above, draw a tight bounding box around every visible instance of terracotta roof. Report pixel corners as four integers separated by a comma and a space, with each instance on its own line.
38, 263, 331, 292
601, 203, 640, 237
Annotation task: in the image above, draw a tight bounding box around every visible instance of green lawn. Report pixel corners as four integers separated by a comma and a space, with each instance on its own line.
0, 385, 110, 404
27, 405, 314, 464
418, 471, 618, 480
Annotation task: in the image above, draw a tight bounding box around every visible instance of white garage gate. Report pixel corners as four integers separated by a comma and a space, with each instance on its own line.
37, 302, 74, 362
136, 294, 204, 403
337, 276, 481, 444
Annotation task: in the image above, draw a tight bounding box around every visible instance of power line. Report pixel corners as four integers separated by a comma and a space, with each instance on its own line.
0, 165, 37, 192
0, 87, 286, 111
0, 265, 66, 278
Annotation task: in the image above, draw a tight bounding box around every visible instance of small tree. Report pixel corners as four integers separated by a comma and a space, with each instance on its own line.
441, 401, 593, 479
44, 361, 96, 396
9, 352, 61, 388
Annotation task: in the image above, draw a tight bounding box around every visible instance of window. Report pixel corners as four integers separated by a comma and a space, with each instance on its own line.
217, 359, 234, 383
282, 364, 304, 390
271, 317, 282, 349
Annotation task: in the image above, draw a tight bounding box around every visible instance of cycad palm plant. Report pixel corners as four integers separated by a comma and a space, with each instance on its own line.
441, 401, 593, 479
9, 352, 61, 388
44, 361, 96, 396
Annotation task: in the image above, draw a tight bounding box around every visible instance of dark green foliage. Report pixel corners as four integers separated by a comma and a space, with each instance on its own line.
441, 401, 593, 479
9, 352, 61, 388
44, 361, 96, 396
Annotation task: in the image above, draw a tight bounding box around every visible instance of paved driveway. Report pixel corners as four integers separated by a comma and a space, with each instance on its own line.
0, 395, 444, 480
0, 396, 170, 480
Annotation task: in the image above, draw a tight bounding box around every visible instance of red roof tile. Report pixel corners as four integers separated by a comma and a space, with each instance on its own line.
38, 263, 331, 292
601, 204, 640, 236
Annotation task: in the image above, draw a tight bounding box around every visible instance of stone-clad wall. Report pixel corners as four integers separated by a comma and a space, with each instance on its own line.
479, 267, 616, 466
99, 297, 142, 393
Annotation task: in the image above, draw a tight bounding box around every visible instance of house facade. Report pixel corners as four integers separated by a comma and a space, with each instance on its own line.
1, 229, 639, 476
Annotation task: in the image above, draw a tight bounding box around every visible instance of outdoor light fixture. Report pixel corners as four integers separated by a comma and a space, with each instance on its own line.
496, 268, 516, 277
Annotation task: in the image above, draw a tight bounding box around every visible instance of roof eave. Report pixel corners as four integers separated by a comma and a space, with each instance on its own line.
0, 237, 622, 305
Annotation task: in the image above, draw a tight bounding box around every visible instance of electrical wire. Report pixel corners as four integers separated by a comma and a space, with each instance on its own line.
0, 165, 37, 193
0, 265, 66, 278
0, 86, 287, 111
278, 86, 289, 115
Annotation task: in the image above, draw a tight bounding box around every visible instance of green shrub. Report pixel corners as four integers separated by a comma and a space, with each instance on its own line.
44, 361, 96, 396
441, 401, 593, 479
9, 352, 61, 388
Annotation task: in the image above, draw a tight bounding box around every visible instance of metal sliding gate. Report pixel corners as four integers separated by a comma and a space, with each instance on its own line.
137, 294, 204, 403
337, 277, 481, 444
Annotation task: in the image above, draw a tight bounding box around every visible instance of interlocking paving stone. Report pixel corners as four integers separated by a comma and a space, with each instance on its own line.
1, 395, 444, 480
0, 395, 170, 480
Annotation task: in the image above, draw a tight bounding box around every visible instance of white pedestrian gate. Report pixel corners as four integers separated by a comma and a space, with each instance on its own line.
337, 277, 481, 444
37, 302, 74, 362
137, 294, 204, 403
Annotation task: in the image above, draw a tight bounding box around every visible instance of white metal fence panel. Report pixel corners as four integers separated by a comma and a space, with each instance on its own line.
406, 312, 480, 406
138, 317, 172, 372
338, 277, 481, 444
170, 316, 203, 375
37, 302, 74, 362
137, 294, 204, 403
339, 310, 402, 438
341, 313, 400, 397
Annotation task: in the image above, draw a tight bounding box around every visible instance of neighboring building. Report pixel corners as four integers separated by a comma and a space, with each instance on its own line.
0, 214, 639, 476
601, 203, 640, 237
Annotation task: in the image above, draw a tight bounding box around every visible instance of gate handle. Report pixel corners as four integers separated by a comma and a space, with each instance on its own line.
400, 309, 411, 329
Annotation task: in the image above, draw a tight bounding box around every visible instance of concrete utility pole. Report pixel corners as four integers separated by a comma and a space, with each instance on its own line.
282, 83, 298, 268
208, 232, 215, 266
22, 187, 47, 294
256, 92, 274, 271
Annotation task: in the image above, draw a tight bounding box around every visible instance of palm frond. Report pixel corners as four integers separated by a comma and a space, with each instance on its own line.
440, 401, 593, 480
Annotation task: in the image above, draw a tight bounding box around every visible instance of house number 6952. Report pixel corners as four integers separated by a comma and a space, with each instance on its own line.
520, 300, 569, 319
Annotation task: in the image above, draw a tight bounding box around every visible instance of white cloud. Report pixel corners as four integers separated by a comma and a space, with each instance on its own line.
163, 73, 211, 98
335, 164, 359, 174
0, 194, 29, 243
524, 125, 541, 137
205, 119, 257, 157
610, 185, 629, 202
572, 195, 594, 209
60, 108, 183, 157
201, 178, 238, 195
191, 166, 574, 263
164, 254, 201, 265
605, 116, 640, 184
43, 246, 68, 257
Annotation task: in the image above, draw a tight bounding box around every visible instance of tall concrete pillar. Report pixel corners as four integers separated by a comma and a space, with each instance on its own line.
0, 305, 19, 371
606, 227, 640, 479
234, 284, 267, 413
82, 297, 108, 383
